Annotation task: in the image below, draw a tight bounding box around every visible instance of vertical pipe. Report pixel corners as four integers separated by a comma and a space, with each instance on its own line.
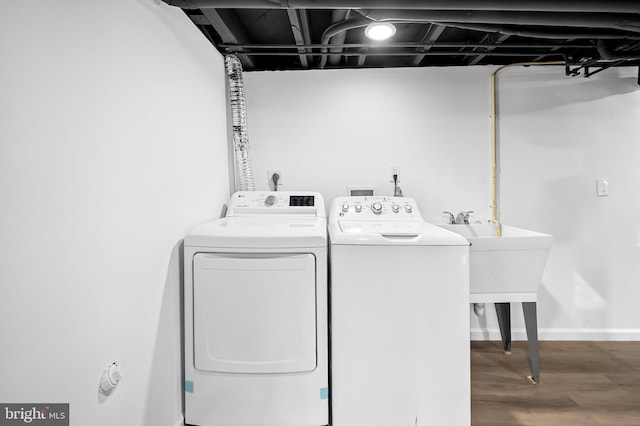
225, 54, 255, 191
490, 70, 501, 237
490, 61, 564, 237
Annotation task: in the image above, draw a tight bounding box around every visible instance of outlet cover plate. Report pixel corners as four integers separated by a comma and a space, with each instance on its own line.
596, 179, 609, 197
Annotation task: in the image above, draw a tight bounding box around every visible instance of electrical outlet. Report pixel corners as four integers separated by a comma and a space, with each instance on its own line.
389, 165, 400, 182
268, 170, 283, 188
596, 178, 609, 197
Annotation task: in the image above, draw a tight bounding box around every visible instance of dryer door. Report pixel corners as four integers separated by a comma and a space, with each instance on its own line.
192, 253, 317, 374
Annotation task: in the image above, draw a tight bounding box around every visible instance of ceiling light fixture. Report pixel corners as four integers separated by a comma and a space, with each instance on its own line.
364, 22, 396, 41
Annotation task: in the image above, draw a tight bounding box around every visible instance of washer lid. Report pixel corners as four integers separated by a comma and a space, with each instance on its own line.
329, 220, 469, 246
185, 216, 327, 248
339, 220, 428, 234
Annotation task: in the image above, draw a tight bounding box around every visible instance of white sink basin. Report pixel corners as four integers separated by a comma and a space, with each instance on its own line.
438, 224, 553, 301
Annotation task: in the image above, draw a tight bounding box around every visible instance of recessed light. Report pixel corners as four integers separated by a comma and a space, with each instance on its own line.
364, 22, 396, 41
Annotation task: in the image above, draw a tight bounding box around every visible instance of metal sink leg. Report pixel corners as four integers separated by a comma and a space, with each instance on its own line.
495, 302, 512, 354
522, 301, 540, 384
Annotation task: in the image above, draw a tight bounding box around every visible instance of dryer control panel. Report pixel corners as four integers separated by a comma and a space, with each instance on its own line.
228, 191, 325, 217
331, 196, 422, 221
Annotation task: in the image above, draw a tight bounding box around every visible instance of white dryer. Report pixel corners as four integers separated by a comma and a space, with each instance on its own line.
328, 196, 470, 426
184, 191, 329, 426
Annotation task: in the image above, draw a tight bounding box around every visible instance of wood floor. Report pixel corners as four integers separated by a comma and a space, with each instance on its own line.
471, 341, 640, 425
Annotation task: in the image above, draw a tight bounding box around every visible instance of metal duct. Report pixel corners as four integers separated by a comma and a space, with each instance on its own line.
162, 0, 640, 14
225, 55, 255, 191
328, 10, 350, 65
443, 23, 640, 41
597, 40, 640, 61
315, 9, 640, 68
318, 18, 372, 69
362, 10, 640, 33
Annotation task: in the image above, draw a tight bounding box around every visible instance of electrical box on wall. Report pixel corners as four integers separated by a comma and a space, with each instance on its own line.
389, 165, 400, 182
596, 179, 610, 197
268, 170, 282, 190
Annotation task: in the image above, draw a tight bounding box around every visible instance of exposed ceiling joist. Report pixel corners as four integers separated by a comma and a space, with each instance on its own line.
167, 0, 640, 14
201, 8, 255, 68
467, 33, 511, 66
171, 1, 640, 73
412, 24, 446, 66
286, 8, 311, 67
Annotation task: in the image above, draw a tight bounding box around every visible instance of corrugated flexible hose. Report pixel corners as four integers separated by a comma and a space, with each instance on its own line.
225, 55, 255, 191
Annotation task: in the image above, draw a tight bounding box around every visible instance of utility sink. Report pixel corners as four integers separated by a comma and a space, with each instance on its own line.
439, 223, 552, 384
438, 224, 553, 300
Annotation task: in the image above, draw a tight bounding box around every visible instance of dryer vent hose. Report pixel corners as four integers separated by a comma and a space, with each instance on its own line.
225, 55, 255, 191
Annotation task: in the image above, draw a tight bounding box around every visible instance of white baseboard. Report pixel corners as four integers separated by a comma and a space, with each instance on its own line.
471, 328, 640, 341
173, 416, 185, 426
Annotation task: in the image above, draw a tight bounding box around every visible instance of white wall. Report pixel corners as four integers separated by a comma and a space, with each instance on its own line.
0, 1, 229, 425
499, 66, 640, 340
245, 67, 492, 222
244, 65, 640, 340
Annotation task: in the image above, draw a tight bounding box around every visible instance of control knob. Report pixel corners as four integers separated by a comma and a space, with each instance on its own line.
404, 204, 413, 213
342, 203, 350, 213
392, 204, 400, 213
264, 195, 277, 207
371, 202, 383, 215
355, 204, 362, 213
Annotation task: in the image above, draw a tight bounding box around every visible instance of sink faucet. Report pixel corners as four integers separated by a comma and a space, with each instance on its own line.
455, 211, 474, 224
443, 211, 455, 224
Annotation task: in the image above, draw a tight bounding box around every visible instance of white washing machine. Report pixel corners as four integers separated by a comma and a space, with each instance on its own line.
328, 196, 470, 426
184, 191, 329, 426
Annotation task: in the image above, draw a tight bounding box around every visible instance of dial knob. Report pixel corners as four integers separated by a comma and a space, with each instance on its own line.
342, 203, 350, 213
355, 204, 362, 213
404, 204, 413, 213
392, 204, 400, 213
264, 195, 277, 207
371, 202, 383, 214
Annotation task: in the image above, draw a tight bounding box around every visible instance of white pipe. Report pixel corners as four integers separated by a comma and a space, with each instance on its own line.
490, 61, 565, 236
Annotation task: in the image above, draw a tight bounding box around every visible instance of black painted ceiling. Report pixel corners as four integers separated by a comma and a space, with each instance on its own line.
162, 1, 640, 77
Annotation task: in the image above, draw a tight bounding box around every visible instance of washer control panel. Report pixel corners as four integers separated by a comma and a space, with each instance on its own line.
332, 196, 421, 221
